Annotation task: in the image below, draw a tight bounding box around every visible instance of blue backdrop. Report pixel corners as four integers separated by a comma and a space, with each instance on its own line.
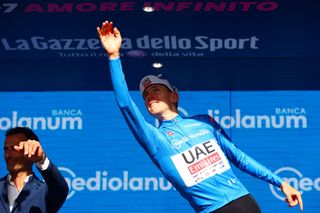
0, 91, 319, 212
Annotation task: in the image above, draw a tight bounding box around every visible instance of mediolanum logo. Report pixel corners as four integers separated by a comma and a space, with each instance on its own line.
59, 167, 173, 199
208, 108, 307, 129
269, 167, 320, 200
0, 109, 83, 130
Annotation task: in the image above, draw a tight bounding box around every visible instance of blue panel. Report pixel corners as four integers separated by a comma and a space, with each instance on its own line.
0, 91, 319, 212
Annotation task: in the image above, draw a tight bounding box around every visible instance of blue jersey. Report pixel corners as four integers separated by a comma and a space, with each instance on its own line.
109, 58, 283, 213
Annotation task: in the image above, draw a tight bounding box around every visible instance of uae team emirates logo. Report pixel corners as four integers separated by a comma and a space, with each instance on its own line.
171, 139, 231, 187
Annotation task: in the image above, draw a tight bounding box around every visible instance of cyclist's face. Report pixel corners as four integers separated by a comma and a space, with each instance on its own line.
143, 84, 176, 116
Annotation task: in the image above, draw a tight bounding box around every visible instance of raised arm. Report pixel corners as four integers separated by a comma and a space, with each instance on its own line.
15, 140, 69, 212
97, 20, 158, 156
39, 161, 69, 212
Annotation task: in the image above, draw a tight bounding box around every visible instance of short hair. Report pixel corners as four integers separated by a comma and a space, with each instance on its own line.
6, 127, 39, 141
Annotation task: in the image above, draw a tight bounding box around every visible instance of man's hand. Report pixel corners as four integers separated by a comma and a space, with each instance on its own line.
14, 140, 45, 162
97, 20, 122, 59
281, 181, 303, 211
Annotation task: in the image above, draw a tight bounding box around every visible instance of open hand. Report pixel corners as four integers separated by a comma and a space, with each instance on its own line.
97, 20, 122, 59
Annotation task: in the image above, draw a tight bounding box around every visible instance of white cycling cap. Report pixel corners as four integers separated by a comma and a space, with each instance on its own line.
139, 74, 175, 95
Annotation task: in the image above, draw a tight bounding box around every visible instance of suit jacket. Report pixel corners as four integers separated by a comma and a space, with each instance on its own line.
0, 161, 69, 213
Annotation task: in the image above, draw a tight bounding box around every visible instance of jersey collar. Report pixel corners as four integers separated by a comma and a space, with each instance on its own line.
160, 114, 183, 126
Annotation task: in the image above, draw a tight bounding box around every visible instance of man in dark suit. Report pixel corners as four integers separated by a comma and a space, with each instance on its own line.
0, 127, 69, 212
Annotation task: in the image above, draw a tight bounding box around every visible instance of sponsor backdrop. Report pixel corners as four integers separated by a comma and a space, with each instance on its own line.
1, 0, 320, 90
0, 91, 319, 212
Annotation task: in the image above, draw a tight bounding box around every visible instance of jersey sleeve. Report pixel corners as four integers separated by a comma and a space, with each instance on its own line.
109, 58, 158, 155
209, 116, 283, 187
